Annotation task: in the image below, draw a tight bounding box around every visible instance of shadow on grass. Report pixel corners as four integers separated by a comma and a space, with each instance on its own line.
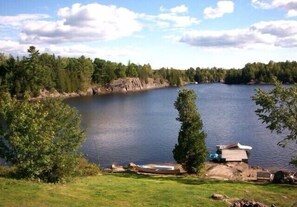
252, 181, 297, 190
106, 171, 297, 189
106, 171, 235, 186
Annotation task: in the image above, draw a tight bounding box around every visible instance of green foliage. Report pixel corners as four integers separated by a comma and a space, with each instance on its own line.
0, 56, 10, 93
186, 67, 226, 83
126, 62, 138, 77
252, 80, 297, 167
225, 61, 297, 84
22, 46, 48, 97
114, 63, 127, 79
0, 93, 85, 182
224, 69, 242, 84
1, 45, 297, 97
0, 166, 16, 177
138, 64, 152, 83
156, 68, 184, 86
77, 56, 94, 91
93, 58, 121, 85
173, 89, 207, 173
75, 156, 101, 176
54, 57, 69, 92
92, 58, 106, 84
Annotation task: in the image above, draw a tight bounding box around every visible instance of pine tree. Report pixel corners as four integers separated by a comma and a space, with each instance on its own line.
173, 89, 207, 173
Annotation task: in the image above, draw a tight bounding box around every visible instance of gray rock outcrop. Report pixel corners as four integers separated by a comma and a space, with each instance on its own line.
35, 77, 169, 99
93, 77, 169, 94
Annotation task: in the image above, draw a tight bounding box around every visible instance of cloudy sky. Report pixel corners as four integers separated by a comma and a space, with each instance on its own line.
1, 0, 297, 69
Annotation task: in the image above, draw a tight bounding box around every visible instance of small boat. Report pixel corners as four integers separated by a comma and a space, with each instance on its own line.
237, 143, 253, 150
216, 142, 252, 151
134, 164, 181, 174
210, 142, 252, 162
209, 153, 221, 162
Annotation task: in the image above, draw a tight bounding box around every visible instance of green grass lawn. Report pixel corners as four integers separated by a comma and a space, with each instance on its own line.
0, 173, 296, 207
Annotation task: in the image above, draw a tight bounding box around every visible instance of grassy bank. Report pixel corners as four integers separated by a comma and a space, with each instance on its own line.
0, 173, 296, 207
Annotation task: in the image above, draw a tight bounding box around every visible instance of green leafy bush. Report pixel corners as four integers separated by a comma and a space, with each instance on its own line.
75, 156, 101, 176
0, 93, 86, 182
0, 166, 16, 178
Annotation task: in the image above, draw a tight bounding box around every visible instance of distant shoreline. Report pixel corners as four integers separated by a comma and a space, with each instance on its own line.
33, 77, 170, 99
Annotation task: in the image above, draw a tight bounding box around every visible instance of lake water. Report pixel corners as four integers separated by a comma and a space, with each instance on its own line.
65, 84, 295, 170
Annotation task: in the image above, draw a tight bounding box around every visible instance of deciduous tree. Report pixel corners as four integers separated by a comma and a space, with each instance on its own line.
252, 81, 297, 167
0, 93, 85, 182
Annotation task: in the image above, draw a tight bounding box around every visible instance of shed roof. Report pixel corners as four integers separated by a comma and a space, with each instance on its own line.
221, 149, 248, 162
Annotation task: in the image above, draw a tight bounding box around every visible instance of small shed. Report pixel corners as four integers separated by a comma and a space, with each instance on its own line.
221, 149, 248, 162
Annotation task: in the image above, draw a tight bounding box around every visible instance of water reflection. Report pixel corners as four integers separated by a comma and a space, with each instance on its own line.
65, 84, 295, 170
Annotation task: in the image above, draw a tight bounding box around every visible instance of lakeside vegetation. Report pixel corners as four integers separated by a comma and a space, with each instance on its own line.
1, 46, 297, 98
0, 93, 99, 182
173, 89, 207, 173
1, 46, 297, 206
0, 172, 297, 207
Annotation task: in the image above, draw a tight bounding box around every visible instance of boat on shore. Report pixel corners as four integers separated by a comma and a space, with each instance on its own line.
216, 142, 252, 151
130, 163, 181, 175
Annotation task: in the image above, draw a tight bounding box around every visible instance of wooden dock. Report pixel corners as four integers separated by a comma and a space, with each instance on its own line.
221, 149, 248, 162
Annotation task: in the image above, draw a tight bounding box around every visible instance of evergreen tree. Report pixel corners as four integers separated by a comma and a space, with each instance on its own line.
126, 61, 138, 77
115, 63, 127, 79
24, 46, 44, 96
173, 89, 207, 173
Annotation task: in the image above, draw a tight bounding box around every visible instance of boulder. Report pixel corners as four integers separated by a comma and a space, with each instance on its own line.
211, 193, 226, 200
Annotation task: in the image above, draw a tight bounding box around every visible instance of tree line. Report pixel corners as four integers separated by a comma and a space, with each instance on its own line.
1, 46, 297, 98
224, 61, 297, 84
0, 46, 163, 98
185, 61, 297, 84
1, 46, 296, 182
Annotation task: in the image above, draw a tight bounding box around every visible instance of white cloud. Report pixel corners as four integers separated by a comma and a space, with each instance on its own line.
180, 20, 297, 49
156, 13, 199, 28
276, 35, 297, 47
170, 5, 188, 13
0, 40, 30, 55
43, 44, 139, 59
0, 14, 49, 27
287, 9, 297, 16
180, 29, 272, 49
250, 20, 297, 37
151, 5, 199, 28
251, 0, 297, 17
204, 1, 234, 19
0, 39, 139, 60
251, 0, 273, 9
18, 3, 142, 44
160, 5, 188, 13
0, 3, 199, 46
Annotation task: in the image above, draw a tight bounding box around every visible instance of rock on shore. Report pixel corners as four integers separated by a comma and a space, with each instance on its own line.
36, 77, 169, 99
93, 77, 169, 94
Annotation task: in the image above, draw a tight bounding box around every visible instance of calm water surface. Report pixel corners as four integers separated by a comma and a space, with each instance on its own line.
65, 84, 295, 170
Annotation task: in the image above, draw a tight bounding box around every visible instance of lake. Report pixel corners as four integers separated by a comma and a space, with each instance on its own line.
65, 84, 295, 170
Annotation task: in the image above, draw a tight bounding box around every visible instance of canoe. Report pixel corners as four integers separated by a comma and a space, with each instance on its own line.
135, 164, 181, 174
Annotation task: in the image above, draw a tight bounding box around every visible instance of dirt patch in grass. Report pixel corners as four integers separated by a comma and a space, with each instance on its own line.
204, 162, 263, 181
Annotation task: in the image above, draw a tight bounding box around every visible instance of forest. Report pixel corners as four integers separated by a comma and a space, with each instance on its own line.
0, 46, 297, 98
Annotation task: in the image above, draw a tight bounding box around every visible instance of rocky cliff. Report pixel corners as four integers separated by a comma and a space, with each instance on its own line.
37, 78, 169, 99
93, 77, 169, 94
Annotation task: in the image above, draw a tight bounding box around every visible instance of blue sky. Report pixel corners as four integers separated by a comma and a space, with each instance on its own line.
0, 0, 297, 69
